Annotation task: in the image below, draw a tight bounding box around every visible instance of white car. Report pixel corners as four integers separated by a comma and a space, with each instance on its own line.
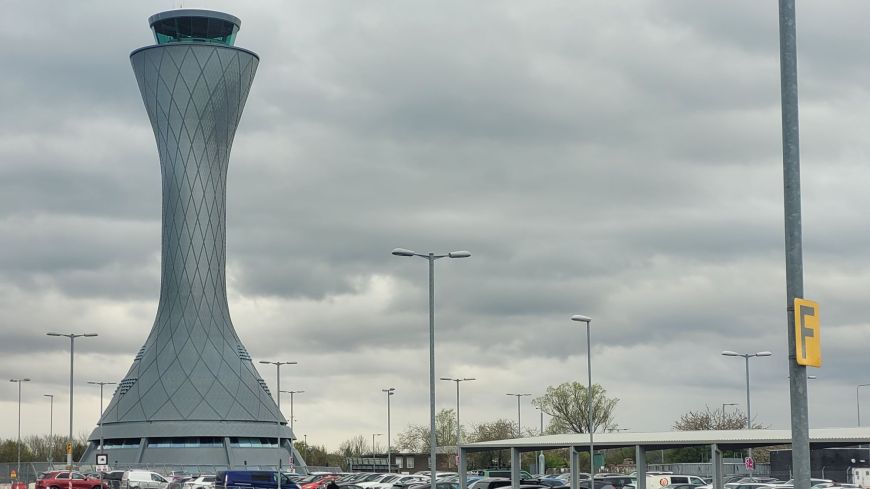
384, 476, 429, 489
121, 471, 169, 489
183, 476, 216, 489
357, 475, 398, 489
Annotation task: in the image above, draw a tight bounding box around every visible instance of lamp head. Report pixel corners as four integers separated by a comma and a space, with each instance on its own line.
756, 351, 773, 357
392, 248, 416, 257
571, 315, 591, 323
46, 333, 63, 337
721, 351, 740, 357
439, 377, 453, 381
463, 378, 476, 381
448, 251, 471, 259
258, 360, 271, 365
83, 333, 99, 337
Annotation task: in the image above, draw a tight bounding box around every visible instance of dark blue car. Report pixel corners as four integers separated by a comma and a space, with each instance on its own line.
214, 471, 300, 489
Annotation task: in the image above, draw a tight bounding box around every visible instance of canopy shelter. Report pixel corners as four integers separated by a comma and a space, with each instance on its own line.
458, 428, 870, 489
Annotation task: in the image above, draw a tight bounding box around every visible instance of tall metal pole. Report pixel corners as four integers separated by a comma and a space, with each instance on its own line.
506, 394, 531, 438
586, 321, 594, 477
11, 379, 30, 480
456, 382, 461, 445
69, 336, 74, 470
259, 361, 297, 485
778, 2, 810, 489
429, 253, 437, 482
392, 247, 471, 486
744, 356, 754, 472
538, 407, 545, 475
383, 388, 396, 472
857, 385, 870, 427
47, 333, 98, 472
45, 394, 54, 465
571, 315, 594, 477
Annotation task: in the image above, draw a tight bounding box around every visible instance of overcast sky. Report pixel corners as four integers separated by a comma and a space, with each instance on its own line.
2, 0, 870, 452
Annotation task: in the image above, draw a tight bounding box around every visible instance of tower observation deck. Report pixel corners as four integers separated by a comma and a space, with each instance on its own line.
82, 10, 301, 468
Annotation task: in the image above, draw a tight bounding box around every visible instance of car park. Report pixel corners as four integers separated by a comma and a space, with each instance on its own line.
764, 480, 831, 489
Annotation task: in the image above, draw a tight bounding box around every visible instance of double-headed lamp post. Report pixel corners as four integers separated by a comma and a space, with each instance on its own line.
259, 360, 297, 477
372, 433, 383, 456
87, 381, 117, 452
721, 350, 772, 468
392, 247, 471, 484
505, 393, 531, 438
570, 314, 595, 477
440, 378, 475, 446
279, 390, 304, 431
382, 388, 396, 472
11, 378, 30, 479
46, 332, 98, 469
44, 394, 54, 465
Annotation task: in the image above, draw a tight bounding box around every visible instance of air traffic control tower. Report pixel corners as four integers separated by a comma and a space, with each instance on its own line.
82, 10, 302, 468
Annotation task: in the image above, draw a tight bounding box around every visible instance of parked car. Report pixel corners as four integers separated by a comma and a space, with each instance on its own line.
764, 480, 831, 489
36, 472, 110, 489
648, 476, 707, 488
122, 471, 170, 489
472, 472, 535, 481
184, 476, 217, 489
302, 476, 341, 489
167, 478, 193, 489
596, 477, 634, 488
214, 471, 300, 489
36, 470, 109, 489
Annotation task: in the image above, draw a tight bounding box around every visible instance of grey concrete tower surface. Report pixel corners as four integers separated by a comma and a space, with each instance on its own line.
82, 10, 299, 468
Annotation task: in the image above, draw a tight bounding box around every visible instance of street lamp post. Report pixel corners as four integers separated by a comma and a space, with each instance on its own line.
392, 247, 471, 485
505, 393, 531, 437
86, 382, 117, 452
382, 388, 396, 472
372, 433, 383, 457
11, 378, 31, 480
44, 394, 54, 465
857, 384, 870, 426
259, 360, 297, 482
46, 332, 98, 471
280, 390, 305, 431
537, 406, 545, 476
721, 350, 772, 469
87, 382, 115, 488
441, 378, 475, 447
571, 315, 595, 477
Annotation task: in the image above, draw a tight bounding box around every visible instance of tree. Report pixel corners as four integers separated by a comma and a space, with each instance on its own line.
466, 418, 517, 469
395, 408, 461, 452
672, 406, 750, 431
337, 435, 368, 457
670, 406, 771, 463
532, 382, 619, 434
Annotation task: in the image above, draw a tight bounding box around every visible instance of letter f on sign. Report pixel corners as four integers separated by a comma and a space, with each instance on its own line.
794, 298, 821, 367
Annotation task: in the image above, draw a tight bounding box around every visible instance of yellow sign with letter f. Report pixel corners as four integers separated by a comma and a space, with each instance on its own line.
794, 298, 821, 367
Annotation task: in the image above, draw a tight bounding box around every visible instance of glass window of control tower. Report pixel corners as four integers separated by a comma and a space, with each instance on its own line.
152, 16, 238, 45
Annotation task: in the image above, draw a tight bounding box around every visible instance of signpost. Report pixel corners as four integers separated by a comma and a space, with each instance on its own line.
794, 298, 821, 367
745, 457, 755, 471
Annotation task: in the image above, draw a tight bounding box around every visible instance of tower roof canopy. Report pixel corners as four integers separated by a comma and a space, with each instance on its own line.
148, 9, 241, 46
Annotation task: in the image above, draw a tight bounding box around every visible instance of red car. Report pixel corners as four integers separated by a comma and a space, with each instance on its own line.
301, 476, 340, 489
36, 471, 109, 489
